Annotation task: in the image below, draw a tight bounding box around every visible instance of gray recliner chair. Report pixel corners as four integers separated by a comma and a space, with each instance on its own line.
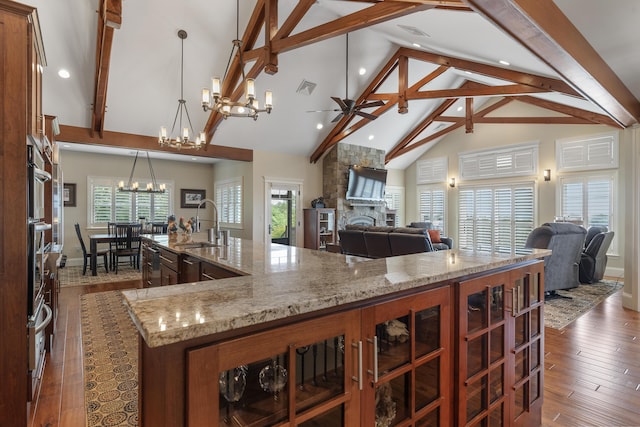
579, 229, 614, 284
525, 222, 587, 297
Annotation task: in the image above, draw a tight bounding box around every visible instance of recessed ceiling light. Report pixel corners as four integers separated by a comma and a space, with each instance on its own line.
58, 69, 70, 79
63, 144, 71, 148
368, 135, 374, 141
191, 157, 198, 161
465, 71, 473, 75
457, 106, 463, 112
499, 60, 510, 66
358, 67, 366, 76
316, 123, 323, 130
412, 43, 421, 48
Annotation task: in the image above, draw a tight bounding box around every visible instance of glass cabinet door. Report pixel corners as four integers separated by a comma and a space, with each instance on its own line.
187, 310, 360, 426
457, 261, 545, 427
458, 271, 510, 426
510, 263, 544, 426
361, 285, 451, 426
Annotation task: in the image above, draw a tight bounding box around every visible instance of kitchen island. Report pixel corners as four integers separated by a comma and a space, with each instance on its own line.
123, 234, 550, 426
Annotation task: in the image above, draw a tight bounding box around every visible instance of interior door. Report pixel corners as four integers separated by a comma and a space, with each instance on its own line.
265, 181, 302, 247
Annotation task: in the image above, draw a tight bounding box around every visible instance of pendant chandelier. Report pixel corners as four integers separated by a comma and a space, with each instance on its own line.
159, 29, 204, 149
201, 0, 273, 120
118, 151, 166, 193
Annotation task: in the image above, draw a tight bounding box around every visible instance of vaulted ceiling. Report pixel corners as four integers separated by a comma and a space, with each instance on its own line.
30, 0, 640, 169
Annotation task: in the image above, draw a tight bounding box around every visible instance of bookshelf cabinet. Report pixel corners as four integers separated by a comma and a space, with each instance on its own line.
304, 208, 336, 250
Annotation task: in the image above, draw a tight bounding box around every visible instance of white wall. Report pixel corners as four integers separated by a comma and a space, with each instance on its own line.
404, 101, 626, 272
60, 150, 215, 262
250, 150, 323, 243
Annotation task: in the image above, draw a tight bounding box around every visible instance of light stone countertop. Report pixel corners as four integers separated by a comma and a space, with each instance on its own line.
122, 234, 550, 348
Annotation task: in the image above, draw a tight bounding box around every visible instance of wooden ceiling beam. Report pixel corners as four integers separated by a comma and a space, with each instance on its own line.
370, 82, 549, 100
397, 47, 581, 97
514, 95, 620, 127
91, 0, 121, 138
464, 0, 640, 127
270, 2, 435, 55
465, 97, 474, 133
387, 97, 515, 162
58, 125, 252, 162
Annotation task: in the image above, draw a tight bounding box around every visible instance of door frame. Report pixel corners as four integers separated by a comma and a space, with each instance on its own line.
264, 177, 304, 247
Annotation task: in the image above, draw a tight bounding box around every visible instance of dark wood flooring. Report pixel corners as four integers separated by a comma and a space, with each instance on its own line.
27, 281, 640, 427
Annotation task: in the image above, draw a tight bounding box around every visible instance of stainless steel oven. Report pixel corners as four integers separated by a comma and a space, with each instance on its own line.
28, 141, 50, 221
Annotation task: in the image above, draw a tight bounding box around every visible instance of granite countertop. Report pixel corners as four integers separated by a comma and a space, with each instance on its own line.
123, 234, 550, 348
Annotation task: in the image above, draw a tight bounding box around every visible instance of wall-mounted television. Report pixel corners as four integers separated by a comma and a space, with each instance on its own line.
346, 165, 387, 202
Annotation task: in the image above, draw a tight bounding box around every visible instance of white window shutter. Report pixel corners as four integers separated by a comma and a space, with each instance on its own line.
556, 131, 618, 172
460, 142, 538, 180
417, 157, 447, 184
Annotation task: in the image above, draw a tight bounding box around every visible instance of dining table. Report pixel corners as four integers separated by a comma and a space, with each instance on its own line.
88, 233, 116, 276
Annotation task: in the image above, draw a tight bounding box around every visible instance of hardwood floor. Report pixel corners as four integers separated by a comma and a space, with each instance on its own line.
28, 281, 639, 427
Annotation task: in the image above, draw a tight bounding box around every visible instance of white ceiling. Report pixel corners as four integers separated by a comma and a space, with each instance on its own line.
28, 0, 640, 169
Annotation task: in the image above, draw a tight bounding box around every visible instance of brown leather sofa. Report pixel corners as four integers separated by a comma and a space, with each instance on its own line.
338, 225, 436, 258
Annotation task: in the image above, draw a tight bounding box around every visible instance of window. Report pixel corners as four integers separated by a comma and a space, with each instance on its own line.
416, 157, 448, 184
459, 142, 538, 180
418, 185, 446, 232
384, 186, 404, 227
556, 131, 618, 172
559, 172, 615, 233
458, 182, 535, 254
215, 178, 243, 228
88, 176, 173, 228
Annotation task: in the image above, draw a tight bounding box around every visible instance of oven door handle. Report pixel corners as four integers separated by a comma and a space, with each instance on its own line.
34, 304, 52, 334
33, 167, 51, 183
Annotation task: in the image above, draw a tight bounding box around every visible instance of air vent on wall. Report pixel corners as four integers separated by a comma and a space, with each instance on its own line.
398, 24, 430, 37
296, 79, 317, 95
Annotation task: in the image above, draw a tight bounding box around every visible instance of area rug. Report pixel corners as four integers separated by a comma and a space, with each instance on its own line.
544, 279, 624, 330
81, 290, 138, 426
61, 265, 141, 287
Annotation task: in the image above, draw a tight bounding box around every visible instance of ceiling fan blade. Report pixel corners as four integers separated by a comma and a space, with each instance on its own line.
306, 109, 341, 113
331, 96, 348, 111
354, 111, 378, 121
357, 100, 384, 109
331, 112, 346, 123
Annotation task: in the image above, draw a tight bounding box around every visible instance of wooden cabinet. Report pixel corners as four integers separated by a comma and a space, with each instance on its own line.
159, 248, 179, 286
304, 208, 336, 250
181, 254, 201, 283
187, 310, 362, 426
0, 2, 45, 424
361, 285, 451, 425
457, 262, 544, 426
200, 261, 239, 280
142, 242, 160, 288
185, 284, 451, 426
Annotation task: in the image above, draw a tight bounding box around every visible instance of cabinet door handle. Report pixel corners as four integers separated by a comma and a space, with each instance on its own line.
183, 259, 194, 265
202, 273, 215, 280
367, 336, 379, 383
351, 341, 363, 390
159, 255, 174, 264
512, 285, 521, 317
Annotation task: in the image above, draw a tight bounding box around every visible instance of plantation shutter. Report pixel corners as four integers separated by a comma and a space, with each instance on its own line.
92, 184, 113, 224
458, 183, 535, 254
418, 187, 445, 231
560, 175, 613, 230
216, 178, 243, 226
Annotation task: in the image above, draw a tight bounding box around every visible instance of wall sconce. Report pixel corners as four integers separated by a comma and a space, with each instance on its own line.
449, 177, 456, 188
543, 169, 551, 182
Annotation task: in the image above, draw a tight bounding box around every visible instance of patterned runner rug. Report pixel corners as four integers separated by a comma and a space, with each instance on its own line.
544, 279, 623, 329
61, 265, 141, 287
81, 290, 138, 426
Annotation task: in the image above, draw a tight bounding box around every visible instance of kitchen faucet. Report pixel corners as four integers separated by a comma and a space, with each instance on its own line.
195, 198, 219, 243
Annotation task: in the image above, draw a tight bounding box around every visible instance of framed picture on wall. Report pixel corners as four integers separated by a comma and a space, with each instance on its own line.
63, 183, 76, 207
180, 189, 206, 208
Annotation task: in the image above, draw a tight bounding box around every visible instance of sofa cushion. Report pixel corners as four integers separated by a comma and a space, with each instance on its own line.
389, 233, 431, 256
367, 225, 395, 233
428, 229, 441, 243
338, 229, 368, 257
363, 231, 393, 258
345, 224, 368, 231
392, 227, 427, 235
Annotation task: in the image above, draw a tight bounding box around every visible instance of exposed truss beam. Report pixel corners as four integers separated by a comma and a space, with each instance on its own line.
464, 0, 640, 127
58, 126, 253, 162
91, 0, 121, 138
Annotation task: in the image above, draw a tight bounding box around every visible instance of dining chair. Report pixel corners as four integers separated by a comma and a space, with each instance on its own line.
113, 223, 142, 274
74, 223, 109, 275
107, 222, 117, 270
151, 223, 167, 234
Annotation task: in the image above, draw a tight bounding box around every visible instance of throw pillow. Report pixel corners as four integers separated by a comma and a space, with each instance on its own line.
428, 229, 441, 243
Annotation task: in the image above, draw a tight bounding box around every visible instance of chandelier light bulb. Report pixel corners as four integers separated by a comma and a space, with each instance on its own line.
245, 78, 256, 101
201, 88, 210, 106
212, 77, 221, 98
265, 91, 273, 109
182, 127, 189, 140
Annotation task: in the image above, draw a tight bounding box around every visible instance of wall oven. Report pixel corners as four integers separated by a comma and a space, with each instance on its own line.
27, 142, 53, 400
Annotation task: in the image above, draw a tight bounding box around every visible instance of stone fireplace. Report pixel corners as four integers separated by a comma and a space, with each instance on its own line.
322, 143, 387, 230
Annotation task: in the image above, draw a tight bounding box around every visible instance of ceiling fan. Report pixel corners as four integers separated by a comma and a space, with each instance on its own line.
308, 33, 384, 123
